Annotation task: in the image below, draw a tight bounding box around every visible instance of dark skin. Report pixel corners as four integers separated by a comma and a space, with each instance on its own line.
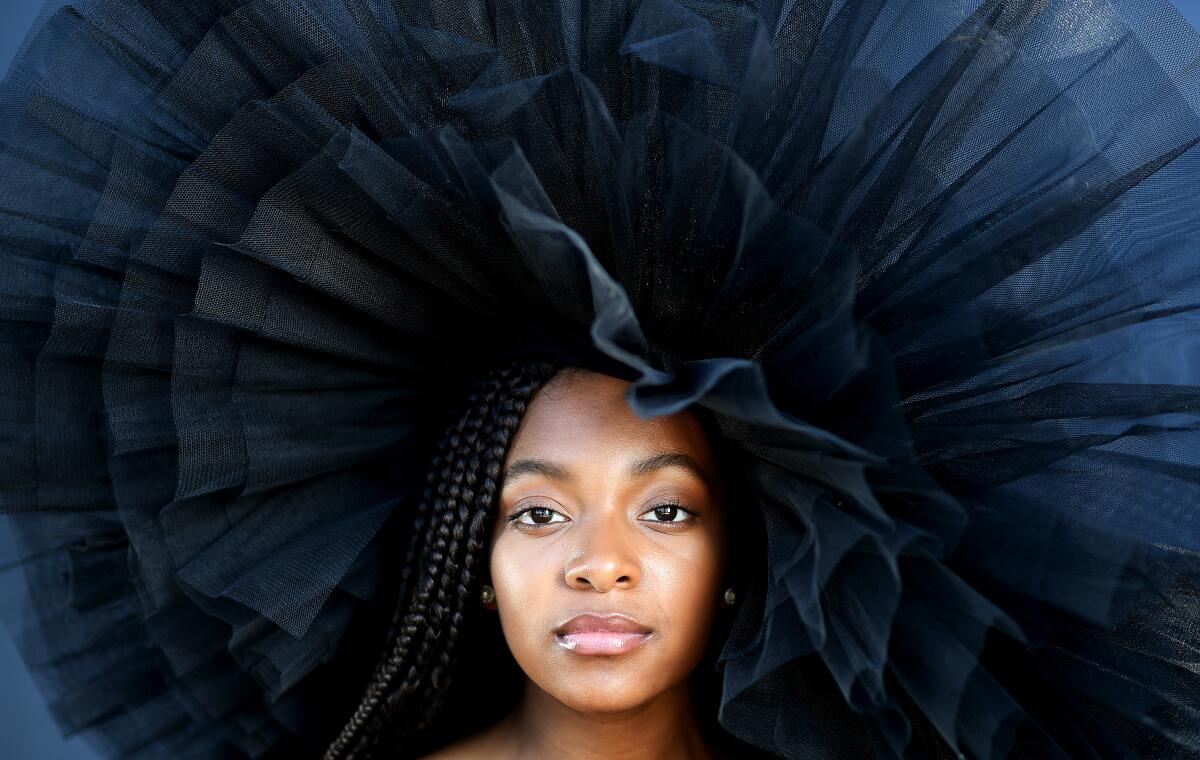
423, 368, 734, 759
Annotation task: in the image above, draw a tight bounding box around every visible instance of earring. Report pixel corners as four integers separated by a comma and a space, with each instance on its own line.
480, 584, 496, 607
722, 587, 737, 607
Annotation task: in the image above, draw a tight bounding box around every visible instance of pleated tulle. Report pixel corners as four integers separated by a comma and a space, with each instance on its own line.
2, 0, 1200, 757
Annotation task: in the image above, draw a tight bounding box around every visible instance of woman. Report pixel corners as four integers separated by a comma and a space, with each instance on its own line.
382, 363, 750, 759
1, 0, 1199, 758
329, 360, 882, 759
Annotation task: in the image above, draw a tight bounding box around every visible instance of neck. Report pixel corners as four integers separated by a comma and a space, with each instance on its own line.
501, 677, 713, 760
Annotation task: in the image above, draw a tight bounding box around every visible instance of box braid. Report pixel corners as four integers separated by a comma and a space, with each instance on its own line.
325, 358, 563, 759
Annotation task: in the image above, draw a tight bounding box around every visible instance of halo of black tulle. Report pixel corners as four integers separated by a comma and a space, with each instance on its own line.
2, 0, 1199, 758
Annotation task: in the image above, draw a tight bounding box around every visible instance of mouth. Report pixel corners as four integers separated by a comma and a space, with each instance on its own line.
553, 613, 654, 656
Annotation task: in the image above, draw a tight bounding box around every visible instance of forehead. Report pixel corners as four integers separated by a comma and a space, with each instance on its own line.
507, 370, 714, 463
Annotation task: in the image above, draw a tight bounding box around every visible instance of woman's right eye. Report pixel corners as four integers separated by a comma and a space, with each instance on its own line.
511, 505, 568, 526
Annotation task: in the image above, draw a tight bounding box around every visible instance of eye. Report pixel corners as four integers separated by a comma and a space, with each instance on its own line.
508, 505, 569, 526
638, 502, 697, 525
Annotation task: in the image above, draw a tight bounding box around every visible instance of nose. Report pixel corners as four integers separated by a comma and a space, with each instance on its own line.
563, 516, 641, 593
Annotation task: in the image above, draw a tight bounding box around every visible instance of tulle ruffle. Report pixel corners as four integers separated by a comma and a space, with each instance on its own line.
2, 0, 1199, 757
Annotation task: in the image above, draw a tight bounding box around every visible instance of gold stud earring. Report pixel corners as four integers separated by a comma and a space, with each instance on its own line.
480, 584, 496, 607
722, 587, 737, 607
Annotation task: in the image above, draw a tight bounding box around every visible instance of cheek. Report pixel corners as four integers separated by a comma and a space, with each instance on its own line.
489, 538, 554, 660
646, 532, 724, 653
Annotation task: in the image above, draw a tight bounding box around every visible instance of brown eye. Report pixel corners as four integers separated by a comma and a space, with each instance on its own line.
511, 505, 568, 526
639, 503, 695, 524
654, 505, 679, 521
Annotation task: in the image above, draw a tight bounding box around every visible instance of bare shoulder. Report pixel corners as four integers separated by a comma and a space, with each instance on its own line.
419, 717, 514, 760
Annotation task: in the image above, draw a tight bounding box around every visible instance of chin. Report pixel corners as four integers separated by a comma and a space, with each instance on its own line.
552, 685, 658, 714
537, 666, 665, 713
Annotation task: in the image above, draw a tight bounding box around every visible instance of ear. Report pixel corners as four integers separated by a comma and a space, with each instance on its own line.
480, 581, 498, 610
720, 585, 737, 609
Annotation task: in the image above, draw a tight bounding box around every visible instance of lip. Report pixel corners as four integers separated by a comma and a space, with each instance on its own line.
553, 613, 654, 656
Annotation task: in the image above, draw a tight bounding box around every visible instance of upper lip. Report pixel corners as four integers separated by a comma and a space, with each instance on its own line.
554, 613, 653, 635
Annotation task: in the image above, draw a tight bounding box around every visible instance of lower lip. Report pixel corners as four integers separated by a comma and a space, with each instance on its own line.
555, 631, 651, 655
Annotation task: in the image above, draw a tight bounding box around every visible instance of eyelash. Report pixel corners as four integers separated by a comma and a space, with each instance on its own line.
504, 500, 699, 529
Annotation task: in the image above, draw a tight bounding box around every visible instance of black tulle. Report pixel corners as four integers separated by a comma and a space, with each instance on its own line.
2, 0, 1199, 757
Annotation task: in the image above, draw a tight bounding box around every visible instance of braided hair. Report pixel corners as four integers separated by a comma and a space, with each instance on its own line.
325, 358, 564, 759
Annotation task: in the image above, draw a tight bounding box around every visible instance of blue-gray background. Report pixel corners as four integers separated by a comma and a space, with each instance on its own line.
2, 0, 1199, 757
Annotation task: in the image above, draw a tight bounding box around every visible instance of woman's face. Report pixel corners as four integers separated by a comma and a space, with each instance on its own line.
487, 368, 727, 714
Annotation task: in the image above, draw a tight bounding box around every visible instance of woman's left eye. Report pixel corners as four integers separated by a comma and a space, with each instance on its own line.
639, 503, 695, 524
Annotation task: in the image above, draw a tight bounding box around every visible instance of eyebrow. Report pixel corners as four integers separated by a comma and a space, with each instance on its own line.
502, 451, 713, 490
